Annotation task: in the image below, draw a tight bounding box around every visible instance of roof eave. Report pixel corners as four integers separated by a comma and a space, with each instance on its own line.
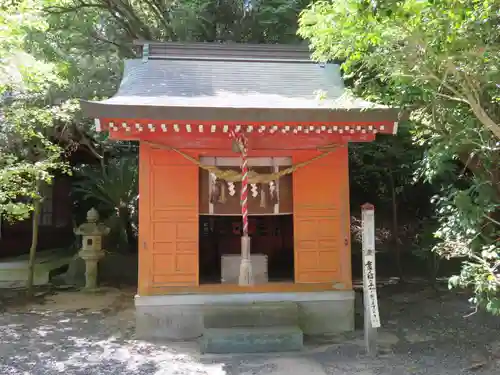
80, 100, 402, 125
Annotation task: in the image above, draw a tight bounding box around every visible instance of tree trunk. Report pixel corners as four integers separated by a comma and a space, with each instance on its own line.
125, 216, 135, 250
118, 205, 135, 251
26, 193, 42, 298
389, 171, 404, 281
427, 251, 440, 288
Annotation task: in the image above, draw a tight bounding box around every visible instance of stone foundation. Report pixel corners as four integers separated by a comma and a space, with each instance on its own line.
135, 291, 354, 340
136, 305, 204, 340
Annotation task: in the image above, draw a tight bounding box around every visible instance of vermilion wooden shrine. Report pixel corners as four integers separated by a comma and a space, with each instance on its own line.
81, 42, 400, 342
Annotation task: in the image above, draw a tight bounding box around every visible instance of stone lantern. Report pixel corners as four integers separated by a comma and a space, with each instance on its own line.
74, 208, 110, 291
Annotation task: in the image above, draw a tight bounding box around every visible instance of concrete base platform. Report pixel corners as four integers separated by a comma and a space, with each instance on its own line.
135, 291, 355, 341
200, 326, 303, 354
0, 248, 74, 288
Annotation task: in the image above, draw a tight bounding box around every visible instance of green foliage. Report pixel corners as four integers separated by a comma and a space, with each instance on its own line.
299, 0, 500, 312
1, 0, 75, 294
73, 157, 139, 250
0, 1, 70, 220
349, 123, 423, 203
41, 0, 309, 44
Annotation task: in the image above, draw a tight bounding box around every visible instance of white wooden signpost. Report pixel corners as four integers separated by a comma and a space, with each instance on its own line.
361, 203, 380, 356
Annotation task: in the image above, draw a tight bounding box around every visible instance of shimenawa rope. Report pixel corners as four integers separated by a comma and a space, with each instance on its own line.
143, 141, 343, 183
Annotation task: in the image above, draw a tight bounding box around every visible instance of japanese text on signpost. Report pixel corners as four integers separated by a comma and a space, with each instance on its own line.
362, 204, 380, 328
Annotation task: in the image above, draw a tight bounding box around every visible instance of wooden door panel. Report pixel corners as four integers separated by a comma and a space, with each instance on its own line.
151, 240, 197, 256
296, 252, 319, 269
152, 252, 197, 272
151, 221, 197, 243
296, 270, 339, 283
293, 150, 348, 284
152, 254, 176, 273
151, 165, 197, 209
152, 273, 198, 285
147, 147, 199, 288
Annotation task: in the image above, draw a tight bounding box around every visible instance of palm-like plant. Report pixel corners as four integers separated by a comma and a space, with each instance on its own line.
72, 156, 138, 251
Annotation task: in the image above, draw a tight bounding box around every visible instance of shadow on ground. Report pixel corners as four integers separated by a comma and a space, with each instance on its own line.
0, 284, 499, 375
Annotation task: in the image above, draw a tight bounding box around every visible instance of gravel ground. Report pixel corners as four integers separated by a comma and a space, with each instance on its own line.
0, 285, 499, 375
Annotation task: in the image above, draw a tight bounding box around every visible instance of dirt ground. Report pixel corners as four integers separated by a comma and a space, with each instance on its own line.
0, 283, 499, 375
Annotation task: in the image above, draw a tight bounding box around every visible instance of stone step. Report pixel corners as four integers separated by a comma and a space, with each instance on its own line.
203, 302, 299, 329
200, 326, 303, 354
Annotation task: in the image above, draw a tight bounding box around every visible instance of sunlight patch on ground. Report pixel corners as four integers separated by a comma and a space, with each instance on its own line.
0, 324, 22, 341
1, 286, 499, 375
47, 336, 229, 375
240, 357, 328, 375
6, 287, 135, 314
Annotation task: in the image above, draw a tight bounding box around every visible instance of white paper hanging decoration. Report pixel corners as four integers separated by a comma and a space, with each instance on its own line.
269, 180, 276, 199
228, 181, 236, 196
209, 173, 219, 204
250, 183, 258, 198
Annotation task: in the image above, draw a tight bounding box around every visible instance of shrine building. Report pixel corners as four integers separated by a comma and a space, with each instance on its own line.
81, 42, 400, 349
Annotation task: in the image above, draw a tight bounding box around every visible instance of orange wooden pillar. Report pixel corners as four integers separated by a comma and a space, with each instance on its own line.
138, 143, 199, 295
293, 147, 352, 289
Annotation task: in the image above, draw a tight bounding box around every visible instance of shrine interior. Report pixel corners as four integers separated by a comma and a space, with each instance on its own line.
198, 157, 295, 285
199, 215, 295, 284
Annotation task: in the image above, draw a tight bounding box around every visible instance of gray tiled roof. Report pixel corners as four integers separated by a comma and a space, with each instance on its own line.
81, 43, 401, 123
100, 58, 385, 110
